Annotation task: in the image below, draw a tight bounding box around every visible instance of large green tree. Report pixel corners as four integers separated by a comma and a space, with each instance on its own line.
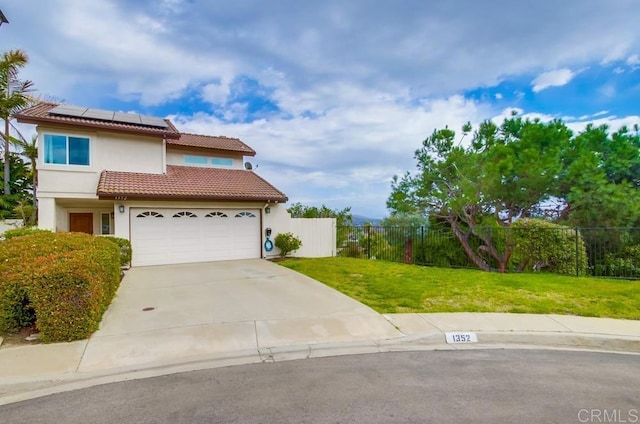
287, 202, 353, 226
558, 123, 640, 227
1, 49, 35, 196
388, 114, 640, 272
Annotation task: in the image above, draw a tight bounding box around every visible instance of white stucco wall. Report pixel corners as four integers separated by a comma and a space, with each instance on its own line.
36, 126, 164, 200
37, 197, 56, 231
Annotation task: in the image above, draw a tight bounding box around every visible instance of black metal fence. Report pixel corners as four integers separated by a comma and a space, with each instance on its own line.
337, 226, 640, 279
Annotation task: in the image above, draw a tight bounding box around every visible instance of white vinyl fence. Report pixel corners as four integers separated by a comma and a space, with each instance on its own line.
288, 218, 336, 258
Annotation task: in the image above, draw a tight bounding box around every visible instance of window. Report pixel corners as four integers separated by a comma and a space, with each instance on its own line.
183, 155, 233, 167
210, 157, 233, 166
184, 155, 208, 165
101, 213, 111, 235
43, 134, 90, 165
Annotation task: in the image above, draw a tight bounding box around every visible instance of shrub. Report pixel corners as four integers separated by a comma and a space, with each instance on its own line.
358, 225, 390, 259
603, 245, 640, 278
338, 242, 365, 258
274, 232, 302, 258
0, 282, 35, 333
104, 236, 133, 267
0, 232, 121, 342
3, 227, 51, 240
511, 218, 587, 276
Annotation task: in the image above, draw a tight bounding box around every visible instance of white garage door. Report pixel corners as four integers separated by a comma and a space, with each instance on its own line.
131, 208, 261, 266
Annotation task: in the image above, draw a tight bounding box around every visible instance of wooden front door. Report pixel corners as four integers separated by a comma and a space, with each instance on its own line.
69, 213, 94, 234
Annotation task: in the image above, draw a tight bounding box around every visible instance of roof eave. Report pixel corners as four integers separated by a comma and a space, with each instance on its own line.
97, 192, 288, 203
14, 114, 182, 139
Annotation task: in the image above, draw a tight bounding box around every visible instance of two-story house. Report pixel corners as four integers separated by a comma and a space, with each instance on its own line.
15, 103, 295, 266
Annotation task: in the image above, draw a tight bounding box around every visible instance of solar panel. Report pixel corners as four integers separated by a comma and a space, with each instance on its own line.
82, 108, 115, 121
139, 116, 169, 128
49, 105, 87, 118
48, 104, 169, 129
113, 112, 142, 125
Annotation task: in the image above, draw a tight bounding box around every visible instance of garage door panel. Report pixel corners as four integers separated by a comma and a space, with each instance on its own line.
131, 208, 260, 266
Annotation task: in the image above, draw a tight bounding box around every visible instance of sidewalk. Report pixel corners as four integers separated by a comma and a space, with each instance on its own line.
1, 312, 639, 405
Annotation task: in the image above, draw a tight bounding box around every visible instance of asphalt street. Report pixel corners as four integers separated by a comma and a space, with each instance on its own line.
1, 349, 639, 424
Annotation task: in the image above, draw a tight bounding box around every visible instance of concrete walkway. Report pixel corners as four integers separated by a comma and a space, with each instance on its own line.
1, 260, 639, 405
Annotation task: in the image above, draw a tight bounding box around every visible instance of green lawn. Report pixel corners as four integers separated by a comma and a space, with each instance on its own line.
279, 257, 640, 320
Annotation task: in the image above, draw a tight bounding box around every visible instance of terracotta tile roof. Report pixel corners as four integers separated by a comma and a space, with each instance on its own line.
14, 102, 181, 139
97, 165, 288, 202
170, 133, 256, 156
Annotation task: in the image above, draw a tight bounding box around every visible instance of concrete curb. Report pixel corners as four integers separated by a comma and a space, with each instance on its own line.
1, 329, 639, 406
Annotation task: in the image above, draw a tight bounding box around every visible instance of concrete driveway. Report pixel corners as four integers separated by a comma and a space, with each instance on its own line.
78, 259, 402, 372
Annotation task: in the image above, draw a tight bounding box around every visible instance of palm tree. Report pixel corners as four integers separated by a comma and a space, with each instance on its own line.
8, 129, 37, 200
0, 49, 35, 195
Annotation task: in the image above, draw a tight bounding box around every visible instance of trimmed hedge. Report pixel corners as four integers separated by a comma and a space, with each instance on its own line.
104, 236, 133, 267
0, 232, 121, 342
3, 227, 52, 240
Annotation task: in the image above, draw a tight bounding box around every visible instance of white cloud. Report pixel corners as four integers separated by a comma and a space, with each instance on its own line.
4, 0, 640, 216
171, 91, 488, 216
567, 115, 640, 133
600, 43, 630, 65
201, 82, 231, 105
626, 54, 640, 66
531, 68, 576, 92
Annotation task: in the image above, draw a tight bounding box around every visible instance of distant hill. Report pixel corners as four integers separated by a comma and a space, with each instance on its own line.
351, 215, 382, 226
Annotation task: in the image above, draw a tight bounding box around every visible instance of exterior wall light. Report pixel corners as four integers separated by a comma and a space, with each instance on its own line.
118, 205, 125, 213
265, 206, 271, 214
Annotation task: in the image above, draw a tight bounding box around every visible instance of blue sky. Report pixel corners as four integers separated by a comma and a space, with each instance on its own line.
3, 0, 640, 217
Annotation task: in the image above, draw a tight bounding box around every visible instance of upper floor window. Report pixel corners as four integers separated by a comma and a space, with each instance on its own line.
210, 157, 233, 166
184, 155, 208, 165
43, 134, 90, 166
183, 155, 234, 167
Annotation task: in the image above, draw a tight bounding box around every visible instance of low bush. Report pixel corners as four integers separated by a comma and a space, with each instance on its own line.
274, 232, 302, 258
0, 232, 121, 342
104, 236, 133, 267
338, 242, 365, 258
603, 245, 640, 278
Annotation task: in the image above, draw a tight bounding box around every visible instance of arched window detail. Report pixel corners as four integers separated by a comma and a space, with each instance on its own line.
205, 211, 228, 218
172, 211, 198, 218
136, 211, 164, 218
234, 211, 256, 218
